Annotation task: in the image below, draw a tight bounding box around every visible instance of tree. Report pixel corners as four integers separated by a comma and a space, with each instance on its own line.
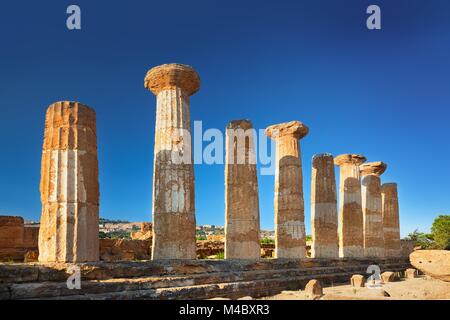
404, 229, 434, 249
431, 215, 450, 250
260, 237, 274, 245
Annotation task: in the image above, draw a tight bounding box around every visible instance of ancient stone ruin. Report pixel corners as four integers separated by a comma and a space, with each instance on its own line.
381, 183, 401, 257
360, 161, 387, 258
0, 216, 38, 262
334, 154, 366, 258
310, 154, 339, 258
0, 62, 410, 300
265, 121, 308, 258
224, 120, 261, 259
38, 101, 99, 263
144, 64, 199, 260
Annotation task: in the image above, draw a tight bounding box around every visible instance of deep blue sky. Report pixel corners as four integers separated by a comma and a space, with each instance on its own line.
1, 1, 449, 236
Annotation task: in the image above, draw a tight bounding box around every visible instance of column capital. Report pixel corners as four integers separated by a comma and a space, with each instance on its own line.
227, 119, 253, 130
265, 120, 309, 140
144, 63, 200, 96
334, 153, 366, 166
312, 153, 333, 162
360, 161, 387, 176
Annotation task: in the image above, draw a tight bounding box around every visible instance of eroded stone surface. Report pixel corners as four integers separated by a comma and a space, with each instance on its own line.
266, 121, 308, 258
360, 161, 387, 258
131, 222, 153, 241
351, 274, 365, 287
304, 279, 323, 298
381, 183, 401, 257
381, 271, 396, 283
0, 216, 25, 261
265, 121, 308, 140
405, 268, 417, 279
225, 120, 260, 259
38, 101, 99, 263
145, 64, 199, 259
0, 258, 411, 300
99, 239, 151, 261
310, 154, 338, 258
334, 154, 366, 258
144, 63, 200, 96
410, 250, 450, 282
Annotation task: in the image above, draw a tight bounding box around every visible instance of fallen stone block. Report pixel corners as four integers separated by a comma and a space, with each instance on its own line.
351, 274, 365, 287
405, 268, 417, 279
304, 279, 323, 299
410, 250, 450, 282
381, 271, 396, 283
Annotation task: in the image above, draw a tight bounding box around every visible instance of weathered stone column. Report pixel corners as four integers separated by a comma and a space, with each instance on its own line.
39, 101, 99, 262
360, 161, 387, 258
225, 120, 260, 259
311, 153, 338, 258
334, 154, 366, 258
381, 183, 401, 257
265, 121, 308, 258
144, 63, 199, 260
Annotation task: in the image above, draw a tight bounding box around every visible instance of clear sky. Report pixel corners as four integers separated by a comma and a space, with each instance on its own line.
0, 0, 449, 237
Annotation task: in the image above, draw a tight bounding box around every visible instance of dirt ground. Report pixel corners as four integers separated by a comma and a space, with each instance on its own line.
256, 276, 450, 300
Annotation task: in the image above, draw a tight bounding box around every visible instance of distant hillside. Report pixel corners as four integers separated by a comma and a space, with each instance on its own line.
99, 218, 130, 224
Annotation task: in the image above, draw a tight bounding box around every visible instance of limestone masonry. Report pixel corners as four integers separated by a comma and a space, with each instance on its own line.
360, 161, 387, 258
0, 61, 410, 300
225, 120, 261, 259
265, 121, 308, 258
311, 154, 339, 258
334, 154, 366, 258
381, 183, 401, 257
38, 101, 99, 263
144, 64, 199, 259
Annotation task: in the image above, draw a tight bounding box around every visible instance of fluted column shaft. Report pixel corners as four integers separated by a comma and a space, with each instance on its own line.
225, 120, 260, 259
360, 162, 387, 258
381, 183, 401, 257
361, 175, 384, 257
145, 64, 199, 260
266, 121, 308, 259
38, 101, 99, 262
311, 154, 338, 258
334, 154, 366, 258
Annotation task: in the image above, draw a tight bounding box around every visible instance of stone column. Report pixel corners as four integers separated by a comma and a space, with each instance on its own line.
311, 153, 338, 258
38, 101, 99, 262
265, 121, 308, 258
144, 63, 199, 260
360, 161, 387, 258
334, 154, 366, 258
381, 183, 401, 257
224, 120, 260, 259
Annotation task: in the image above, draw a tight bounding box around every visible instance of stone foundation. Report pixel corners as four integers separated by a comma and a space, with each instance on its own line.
0, 258, 411, 300
0, 217, 40, 262
99, 239, 151, 261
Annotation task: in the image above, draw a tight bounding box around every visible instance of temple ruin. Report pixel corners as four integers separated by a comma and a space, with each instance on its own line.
310, 154, 339, 258
38, 101, 99, 263
224, 120, 261, 259
0, 63, 408, 300
334, 154, 366, 258
144, 64, 199, 260
360, 161, 387, 258
382, 183, 401, 257
265, 121, 308, 258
